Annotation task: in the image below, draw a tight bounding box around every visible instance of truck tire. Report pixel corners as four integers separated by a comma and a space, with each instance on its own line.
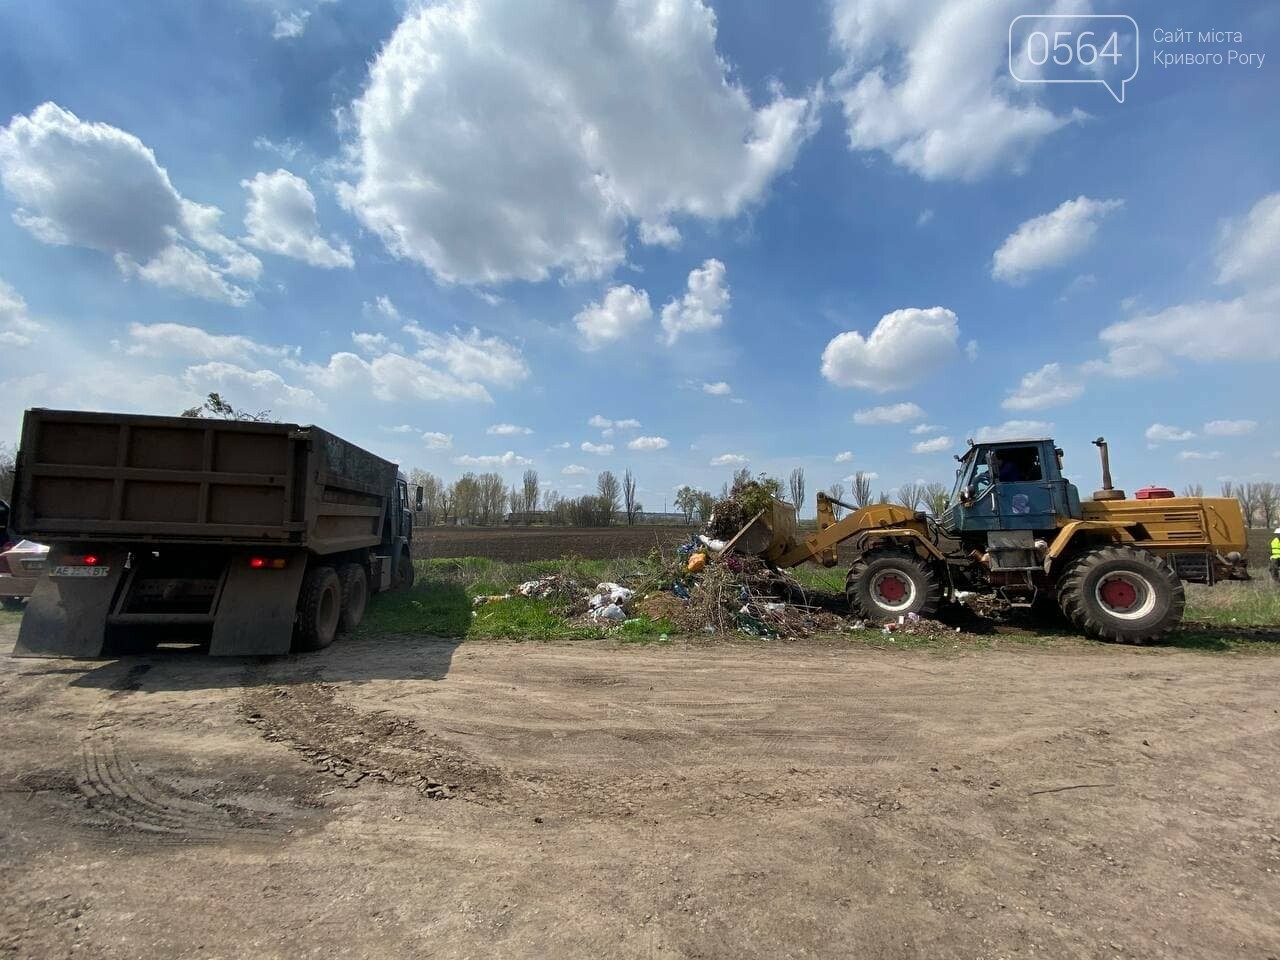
295, 566, 341, 651
846, 551, 942, 621
1057, 545, 1184, 643
337, 563, 368, 633
394, 550, 415, 591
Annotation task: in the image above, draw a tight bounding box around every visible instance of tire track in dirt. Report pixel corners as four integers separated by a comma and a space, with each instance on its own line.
240, 680, 506, 802
75, 733, 272, 843
236, 676, 894, 820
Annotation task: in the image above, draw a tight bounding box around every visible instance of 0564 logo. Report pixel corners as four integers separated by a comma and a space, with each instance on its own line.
1009, 14, 1139, 103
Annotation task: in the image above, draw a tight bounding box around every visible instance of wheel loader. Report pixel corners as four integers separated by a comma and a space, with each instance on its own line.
718, 437, 1249, 643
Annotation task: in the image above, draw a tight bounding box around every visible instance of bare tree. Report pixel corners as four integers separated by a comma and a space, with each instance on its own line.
1182, 483, 1204, 498
409, 469, 442, 525
508, 486, 524, 520
521, 469, 539, 525
1238, 483, 1260, 528
896, 482, 924, 511
596, 470, 620, 524
826, 482, 845, 519
1220, 480, 1236, 499
922, 481, 949, 517
1256, 482, 1279, 530
473, 472, 506, 525
622, 468, 641, 525
0, 442, 14, 503
850, 472, 873, 508
877, 490, 891, 505
788, 467, 806, 518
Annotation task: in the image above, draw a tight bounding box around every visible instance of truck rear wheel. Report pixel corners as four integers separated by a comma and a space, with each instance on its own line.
338, 563, 368, 632
1057, 545, 1184, 643
394, 550, 415, 591
846, 551, 942, 621
295, 566, 341, 651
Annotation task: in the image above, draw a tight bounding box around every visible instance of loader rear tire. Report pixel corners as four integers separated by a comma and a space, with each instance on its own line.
1056, 545, 1183, 644
846, 551, 942, 622
295, 566, 341, 652
337, 563, 368, 633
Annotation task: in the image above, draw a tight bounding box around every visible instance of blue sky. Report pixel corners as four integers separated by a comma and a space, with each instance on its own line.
0, 0, 1276, 515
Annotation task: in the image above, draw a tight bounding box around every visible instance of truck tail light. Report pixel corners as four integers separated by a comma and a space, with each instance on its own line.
63, 554, 100, 566
249, 557, 287, 570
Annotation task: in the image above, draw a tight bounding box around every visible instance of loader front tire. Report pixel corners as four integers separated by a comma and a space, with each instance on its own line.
337, 562, 368, 633
1056, 545, 1183, 644
847, 551, 942, 622
295, 566, 341, 652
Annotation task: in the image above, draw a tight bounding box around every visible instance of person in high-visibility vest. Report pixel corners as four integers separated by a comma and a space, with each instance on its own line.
1271, 527, 1280, 584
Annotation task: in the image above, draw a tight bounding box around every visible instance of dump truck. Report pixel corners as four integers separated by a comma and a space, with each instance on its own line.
722, 436, 1249, 643
5, 409, 417, 657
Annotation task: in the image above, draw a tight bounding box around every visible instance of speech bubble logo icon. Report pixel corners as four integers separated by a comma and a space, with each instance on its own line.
1009, 14, 1139, 103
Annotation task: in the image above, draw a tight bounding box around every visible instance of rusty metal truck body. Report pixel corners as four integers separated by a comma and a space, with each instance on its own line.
8, 409, 414, 657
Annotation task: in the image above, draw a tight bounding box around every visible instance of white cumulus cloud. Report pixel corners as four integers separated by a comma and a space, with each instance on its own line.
1215, 191, 1280, 287
1145, 424, 1195, 443
574, 284, 652, 350
1203, 419, 1257, 437
661, 259, 729, 345
125, 321, 294, 363
1088, 192, 1280, 376
242, 169, 353, 269
184, 361, 322, 412
992, 196, 1123, 284
422, 431, 453, 449
562, 464, 589, 475
487, 423, 533, 436
1002, 362, 1084, 411
710, 453, 747, 467
628, 436, 669, 451
910, 423, 941, 435
0, 102, 259, 305
453, 451, 534, 467
972, 420, 1052, 442
702, 381, 731, 396
829, 0, 1081, 181
853, 402, 924, 425
911, 435, 952, 454
339, 0, 817, 285
1177, 450, 1222, 462
0, 279, 45, 347
835, 451, 853, 463
581, 441, 614, 455
403, 323, 529, 385
822, 307, 960, 391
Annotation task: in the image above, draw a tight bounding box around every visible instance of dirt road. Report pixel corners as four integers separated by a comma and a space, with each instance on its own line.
2, 626, 1278, 960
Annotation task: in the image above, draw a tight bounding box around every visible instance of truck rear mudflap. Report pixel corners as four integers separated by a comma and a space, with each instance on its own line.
14, 546, 307, 658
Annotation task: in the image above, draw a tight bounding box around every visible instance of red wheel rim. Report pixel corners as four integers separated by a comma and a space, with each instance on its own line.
876, 573, 909, 603
1099, 576, 1137, 610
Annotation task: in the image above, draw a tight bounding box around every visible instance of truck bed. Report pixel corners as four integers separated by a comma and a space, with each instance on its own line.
12, 409, 397, 554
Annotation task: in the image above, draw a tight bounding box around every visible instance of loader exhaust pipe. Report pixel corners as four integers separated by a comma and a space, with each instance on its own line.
1091, 437, 1126, 501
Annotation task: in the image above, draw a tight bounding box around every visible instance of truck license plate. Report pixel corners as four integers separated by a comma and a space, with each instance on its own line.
51, 566, 110, 578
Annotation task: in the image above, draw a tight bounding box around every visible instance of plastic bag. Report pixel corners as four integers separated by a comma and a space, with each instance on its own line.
590, 603, 626, 622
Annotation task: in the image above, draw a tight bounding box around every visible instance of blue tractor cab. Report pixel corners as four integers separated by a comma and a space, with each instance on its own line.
940, 438, 1083, 538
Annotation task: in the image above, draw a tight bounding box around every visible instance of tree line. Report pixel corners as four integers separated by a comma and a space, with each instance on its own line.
409, 467, 647, 527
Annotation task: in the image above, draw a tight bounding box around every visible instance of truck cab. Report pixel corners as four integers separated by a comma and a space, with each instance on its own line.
940, 438, 1083, 537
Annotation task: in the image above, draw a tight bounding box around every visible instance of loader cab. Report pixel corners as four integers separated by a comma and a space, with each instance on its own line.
940, 439, 1082, 536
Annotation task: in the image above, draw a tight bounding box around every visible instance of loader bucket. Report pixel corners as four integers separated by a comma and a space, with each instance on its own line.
716, 497, 799, 564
